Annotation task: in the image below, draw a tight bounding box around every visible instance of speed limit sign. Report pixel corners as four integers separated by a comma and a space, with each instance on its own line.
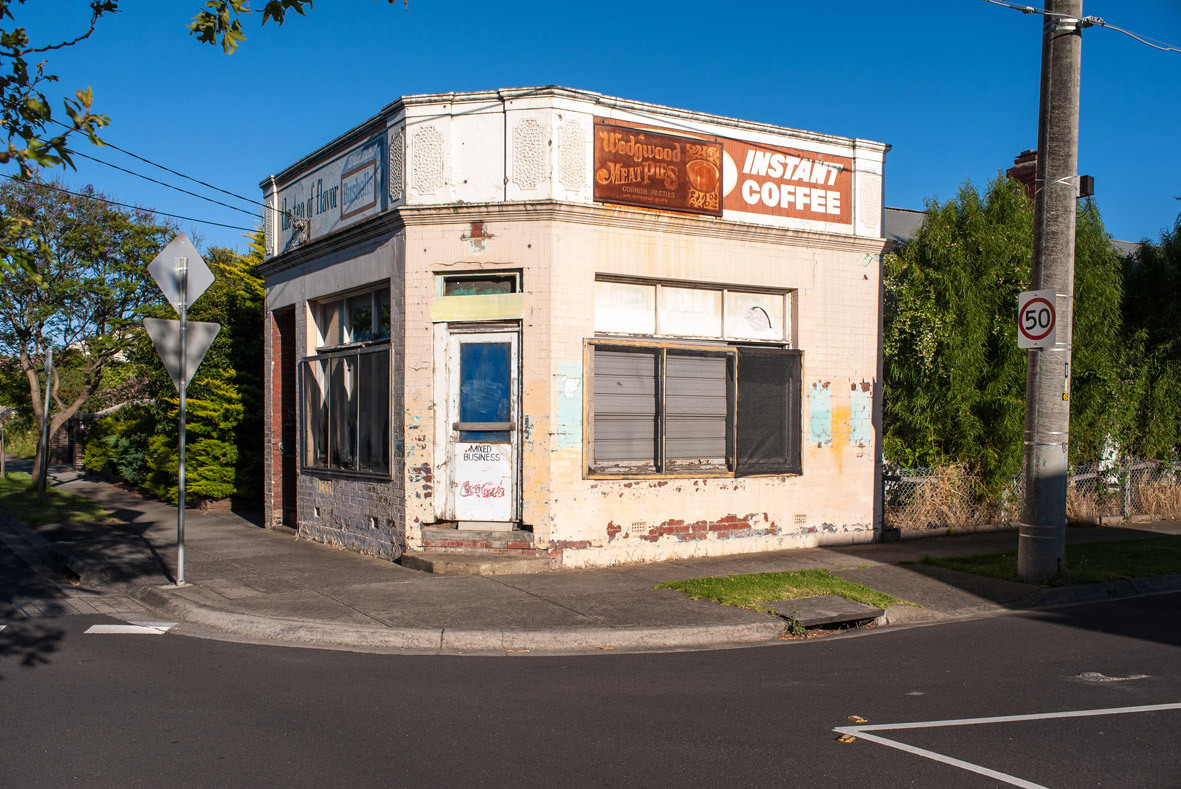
1017, 289, 1057, 349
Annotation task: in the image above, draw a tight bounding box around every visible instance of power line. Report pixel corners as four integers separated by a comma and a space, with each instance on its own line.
1090, 19, 1181, 54
49, 118, 286, 217
66, 147, 262, 219
981, 0, 1181, 53
0, 173, 256, 232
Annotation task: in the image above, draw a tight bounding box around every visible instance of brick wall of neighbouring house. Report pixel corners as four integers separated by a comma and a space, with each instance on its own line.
49, 414, 93, 470
263, 306, 297, 530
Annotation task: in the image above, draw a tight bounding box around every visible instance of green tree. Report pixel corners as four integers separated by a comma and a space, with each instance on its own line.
120, 234, 265, 506
0, 175, 172, 488
883, 175, 1124, 492
0, 1, 398, 278
1120, 214, 1181, 459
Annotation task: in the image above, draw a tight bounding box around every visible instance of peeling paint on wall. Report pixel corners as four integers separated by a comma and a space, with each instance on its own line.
850, 382, 872, 446
808, 382, 831, 446
556, 360, 583, 449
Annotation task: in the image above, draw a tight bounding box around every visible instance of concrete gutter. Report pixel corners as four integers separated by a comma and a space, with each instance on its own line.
132, 585, 786, 653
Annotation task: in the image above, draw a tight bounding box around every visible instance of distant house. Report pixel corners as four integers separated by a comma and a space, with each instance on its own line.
883, 151, 1142, 256
258, 87, 889, 569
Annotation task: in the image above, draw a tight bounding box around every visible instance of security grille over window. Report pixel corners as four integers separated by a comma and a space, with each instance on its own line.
303, 285, 392, 476
588, 342, 800, 477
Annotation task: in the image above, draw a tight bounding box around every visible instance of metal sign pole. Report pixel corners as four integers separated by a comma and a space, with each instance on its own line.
177, 256, 188, 586
37, 346, 53, 503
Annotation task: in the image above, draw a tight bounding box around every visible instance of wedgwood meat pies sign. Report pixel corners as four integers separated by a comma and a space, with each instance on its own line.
723, 139, 852, 225
278, 136, 384, 243
594, 120, 722, 216
455, 442, 512, 520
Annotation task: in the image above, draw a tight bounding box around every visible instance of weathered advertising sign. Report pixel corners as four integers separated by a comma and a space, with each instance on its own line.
277, 136, 384, 245
722, 139, 853, 225
454, 442, 512, 521
593, 120, 723, 216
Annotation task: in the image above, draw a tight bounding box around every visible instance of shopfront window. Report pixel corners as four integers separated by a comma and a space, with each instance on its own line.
303, 285, 391, 476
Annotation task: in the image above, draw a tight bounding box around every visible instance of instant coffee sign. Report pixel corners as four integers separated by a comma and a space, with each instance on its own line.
593, 120, 723, 216
722, 139, 852, 225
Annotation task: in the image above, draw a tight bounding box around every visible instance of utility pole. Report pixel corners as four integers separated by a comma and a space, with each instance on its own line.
1019, 0, 1083, 583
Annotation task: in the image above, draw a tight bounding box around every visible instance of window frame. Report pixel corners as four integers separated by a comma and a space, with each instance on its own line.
585, 338, 802, 479
314, 286, 391, 350
303, 284, 393, 479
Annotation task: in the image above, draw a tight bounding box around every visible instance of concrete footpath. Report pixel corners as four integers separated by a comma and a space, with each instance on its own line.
3, 461, 1180, 654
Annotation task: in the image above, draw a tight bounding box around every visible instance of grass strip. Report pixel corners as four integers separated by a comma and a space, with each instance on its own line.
656, 568, 910, 613
0, 472, 114, 527
914, 534, 1181, 585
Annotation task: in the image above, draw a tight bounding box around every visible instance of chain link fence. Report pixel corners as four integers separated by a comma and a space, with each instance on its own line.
883, 459, 1181, 533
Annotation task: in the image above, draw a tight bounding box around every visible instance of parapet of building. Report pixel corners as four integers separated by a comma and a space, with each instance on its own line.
258, 86, 889, 569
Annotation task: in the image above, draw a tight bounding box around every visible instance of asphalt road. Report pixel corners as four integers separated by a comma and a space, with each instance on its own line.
2, 541, 1179, 788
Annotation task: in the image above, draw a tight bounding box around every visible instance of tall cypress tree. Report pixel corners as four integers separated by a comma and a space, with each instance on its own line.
883, 176, 1124, 493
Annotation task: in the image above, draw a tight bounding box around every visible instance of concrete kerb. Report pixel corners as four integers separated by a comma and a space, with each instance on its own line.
131, 584, 787, 653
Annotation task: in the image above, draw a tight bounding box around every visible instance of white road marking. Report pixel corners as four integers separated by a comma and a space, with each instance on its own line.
0, 624, 6, 632
85, 622, 176, 635
834, 702, 1181, 789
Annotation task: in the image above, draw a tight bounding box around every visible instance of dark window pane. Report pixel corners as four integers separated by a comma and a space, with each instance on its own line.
358, 351, 390, 473
329, 356, 358, 470
665, 353, 728, 465
592, 348, 657, 467
459, 342, 511, 442
736, 349, 801, 475
321, 301, 344, 346
349, 293, 373, 342
444, 275, 517, 296
375, 289, 391, 340
303, 360, 328, 468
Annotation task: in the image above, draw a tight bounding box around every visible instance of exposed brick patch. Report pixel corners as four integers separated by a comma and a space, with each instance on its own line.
629, 513, 778, 543
606, 521, 622, 540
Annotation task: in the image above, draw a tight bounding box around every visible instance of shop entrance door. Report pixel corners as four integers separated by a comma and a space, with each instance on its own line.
446, 330, 518, 529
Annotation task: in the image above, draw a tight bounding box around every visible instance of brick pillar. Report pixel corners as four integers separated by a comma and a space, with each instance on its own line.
265, 307, 297, 529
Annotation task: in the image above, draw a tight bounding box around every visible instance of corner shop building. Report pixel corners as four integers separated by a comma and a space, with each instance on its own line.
259, 87, 889, 569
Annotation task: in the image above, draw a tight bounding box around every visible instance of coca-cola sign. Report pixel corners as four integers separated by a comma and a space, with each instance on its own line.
460, 481, 506, 499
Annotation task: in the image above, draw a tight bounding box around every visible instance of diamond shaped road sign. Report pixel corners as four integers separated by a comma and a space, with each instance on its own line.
148, 232, 215, 315
143, 318, 221, 391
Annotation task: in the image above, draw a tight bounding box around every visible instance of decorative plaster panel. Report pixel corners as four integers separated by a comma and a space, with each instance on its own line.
857, 171, 881, 234
559, 122, 586, 193
263, 200, 274, 257
412, 126, 444, 195
389, 130, 405, 202
512, 118, 546, 190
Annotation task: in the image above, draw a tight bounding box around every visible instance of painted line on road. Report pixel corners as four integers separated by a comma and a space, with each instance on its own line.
85, 622, 176, 635
0, 624, 5, 632
834, 702, 1181, 789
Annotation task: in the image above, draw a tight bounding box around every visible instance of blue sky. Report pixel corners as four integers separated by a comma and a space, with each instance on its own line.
12, 0, 1181, 253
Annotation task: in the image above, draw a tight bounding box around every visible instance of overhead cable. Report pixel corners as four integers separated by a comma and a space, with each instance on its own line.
0, 173, 256, 232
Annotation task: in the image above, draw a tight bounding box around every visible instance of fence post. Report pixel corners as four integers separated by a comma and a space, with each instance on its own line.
1122, 460, 1132, 518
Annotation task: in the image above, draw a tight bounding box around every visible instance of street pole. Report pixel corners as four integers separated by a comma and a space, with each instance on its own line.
177, 255, 188, 586
36, 345, 53, 503
1019, 0, 1083, 583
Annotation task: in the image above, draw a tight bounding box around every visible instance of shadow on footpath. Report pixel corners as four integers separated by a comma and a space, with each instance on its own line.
4, 458, 176, 586
0, 518, 66, 679
838, 524, 1181, 649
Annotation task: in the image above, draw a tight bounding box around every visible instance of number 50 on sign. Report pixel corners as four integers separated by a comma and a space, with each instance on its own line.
1017, 289, 1057, 349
